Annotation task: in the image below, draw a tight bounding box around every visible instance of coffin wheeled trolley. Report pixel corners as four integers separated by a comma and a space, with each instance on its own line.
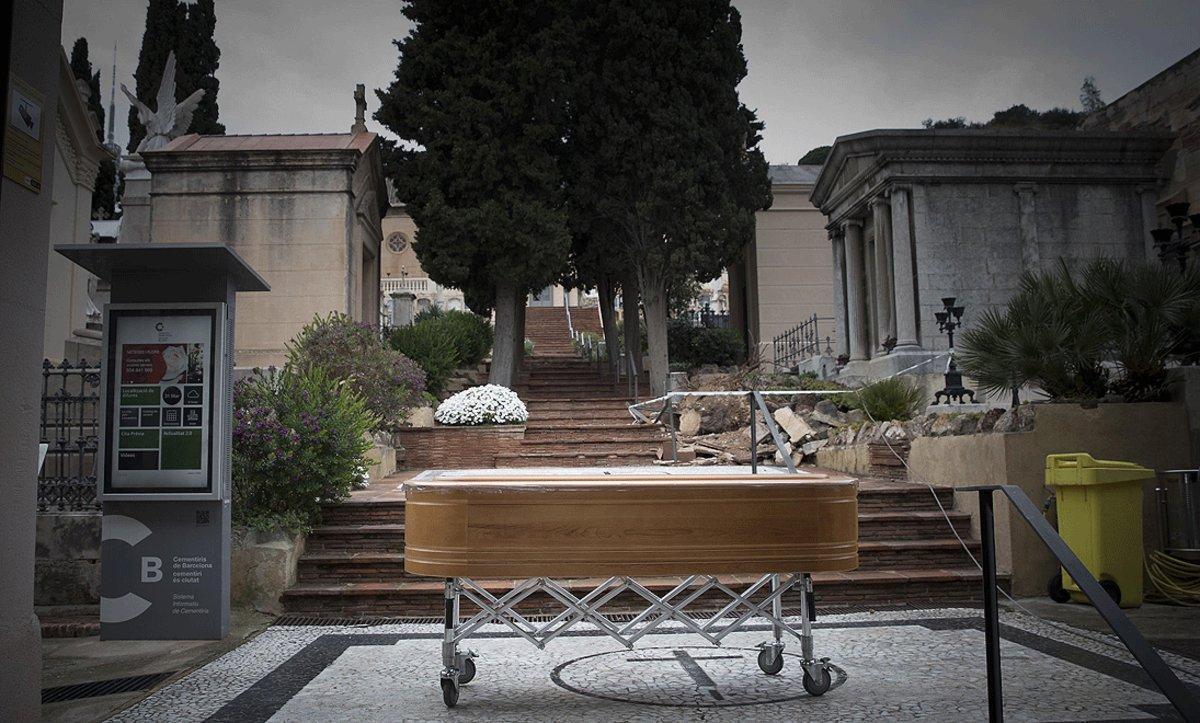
403, 472, 859, 708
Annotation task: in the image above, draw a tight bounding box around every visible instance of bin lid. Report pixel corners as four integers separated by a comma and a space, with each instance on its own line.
1045, 452, 1153, 487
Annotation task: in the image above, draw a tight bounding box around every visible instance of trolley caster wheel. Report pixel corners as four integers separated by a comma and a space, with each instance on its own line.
1100, 579, 1122, 606
440, 678, 459, 708
757, 648, 784, 675
803, 667, 831, 697
459, 656, 476, 685
1047, 574, 1070, 604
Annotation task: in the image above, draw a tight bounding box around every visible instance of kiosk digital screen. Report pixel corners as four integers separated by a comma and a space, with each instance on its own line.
104, 307, 220, 495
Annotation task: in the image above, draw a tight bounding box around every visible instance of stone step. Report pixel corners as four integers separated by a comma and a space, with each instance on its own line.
304, 524, 405, 553
320, 500, 407, 527
856, 482, 955, 512
857, 510, 972, 540
297, 552, 410, 585
494, 451, 660, 467
856, 539, 980, 569
280, 568, 985, 617
523, 427, 666, 443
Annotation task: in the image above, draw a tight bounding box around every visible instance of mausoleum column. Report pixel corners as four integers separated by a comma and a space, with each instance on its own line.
830, 230, 848, 358
871, 196, 895, 350
888, 186, 921, 350
843, 219, 869, 362
1137, 185, 1160, 262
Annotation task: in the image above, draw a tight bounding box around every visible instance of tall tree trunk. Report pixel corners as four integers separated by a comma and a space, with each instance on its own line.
622, 269, 641, 377
510, 290, 526, 381
597, 276, 620, 377
489, 279, 518, 388
639, 265, 669, 399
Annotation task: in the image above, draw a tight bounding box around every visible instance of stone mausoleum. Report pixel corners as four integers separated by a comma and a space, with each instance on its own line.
809, 129, 1174, 380
123, 131, 388, 368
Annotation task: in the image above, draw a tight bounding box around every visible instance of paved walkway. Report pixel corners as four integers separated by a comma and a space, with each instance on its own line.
101, 606, 1200, 721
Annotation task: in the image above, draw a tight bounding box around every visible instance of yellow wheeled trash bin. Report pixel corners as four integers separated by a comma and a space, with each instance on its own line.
1045, 453, 1153, 608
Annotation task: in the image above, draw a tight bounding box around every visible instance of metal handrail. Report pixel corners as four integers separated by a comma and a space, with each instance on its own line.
563, 295, 574, 338
962, 484, 1200, 722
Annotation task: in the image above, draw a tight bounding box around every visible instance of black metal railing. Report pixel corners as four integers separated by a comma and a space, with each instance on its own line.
963, 484, 1200, 722
675, 305, 730, 329
772, 314, 833, 371
38, 359, 102, 511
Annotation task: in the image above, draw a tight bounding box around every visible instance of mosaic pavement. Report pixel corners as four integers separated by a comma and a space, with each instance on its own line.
108, 608, 1200, 722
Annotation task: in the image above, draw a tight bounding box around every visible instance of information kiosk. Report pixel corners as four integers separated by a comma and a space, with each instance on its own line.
55, 243, 269, 640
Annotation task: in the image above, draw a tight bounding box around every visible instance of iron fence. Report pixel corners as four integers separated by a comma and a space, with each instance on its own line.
675, 305, 730, 329
772, 315, 833, 372
38, 359, 102, 511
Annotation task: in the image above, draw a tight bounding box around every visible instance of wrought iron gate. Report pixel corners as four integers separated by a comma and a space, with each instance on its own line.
38, 359, 102, 511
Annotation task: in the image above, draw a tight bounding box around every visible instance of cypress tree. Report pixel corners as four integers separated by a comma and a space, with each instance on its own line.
178, 0, 224, 135
69, 37, 118, 219
128, 0, 223, 152
376, 0, 573, 388
565, 0, 771, 395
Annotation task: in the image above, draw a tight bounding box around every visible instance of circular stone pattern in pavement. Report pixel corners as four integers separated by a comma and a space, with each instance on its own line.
551, 645, 846, 708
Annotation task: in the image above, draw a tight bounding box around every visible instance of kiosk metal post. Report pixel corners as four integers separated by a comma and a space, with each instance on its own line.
55, 243, 268, 640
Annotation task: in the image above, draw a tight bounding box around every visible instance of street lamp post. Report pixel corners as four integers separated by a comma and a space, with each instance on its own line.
1150, 202, 1200, 272
934, 296, 976, 405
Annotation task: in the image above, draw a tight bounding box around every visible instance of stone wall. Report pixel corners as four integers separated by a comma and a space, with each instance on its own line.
819, 402, 1195, 597
1083, 47, 1200, 220
396, 425, 526, 470
231, 527, 304, 615
35, 512, 101, 606
911, 182, 1148, 351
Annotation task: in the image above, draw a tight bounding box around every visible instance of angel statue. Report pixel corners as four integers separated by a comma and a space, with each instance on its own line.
120, 51, 204, 153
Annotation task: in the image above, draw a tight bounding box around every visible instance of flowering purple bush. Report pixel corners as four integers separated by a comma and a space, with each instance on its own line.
287, 312, 426, 431
232, 366, 375, 532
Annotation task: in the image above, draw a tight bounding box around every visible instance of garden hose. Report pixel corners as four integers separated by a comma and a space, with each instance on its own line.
1146, 550, 1200, 606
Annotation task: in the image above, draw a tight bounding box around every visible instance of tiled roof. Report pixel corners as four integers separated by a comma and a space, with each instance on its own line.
768, 164, 822, 184
157, 132, 376, 154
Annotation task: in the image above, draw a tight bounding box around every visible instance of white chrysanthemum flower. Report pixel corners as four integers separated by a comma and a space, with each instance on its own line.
434, 384, 529, 425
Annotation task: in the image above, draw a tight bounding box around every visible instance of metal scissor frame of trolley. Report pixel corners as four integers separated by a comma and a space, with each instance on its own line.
437, 571, 832, 708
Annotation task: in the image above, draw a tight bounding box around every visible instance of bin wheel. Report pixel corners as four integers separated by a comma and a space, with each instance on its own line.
441, 678, 459, 708
757, 648, 784, 675
1100, 579, 1122, 606
1047, 574, 1070, 604
459, 657, 476, 685
803, 667, 832, 696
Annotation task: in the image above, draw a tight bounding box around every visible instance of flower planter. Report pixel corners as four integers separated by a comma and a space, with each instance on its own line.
396, 424, 527, 470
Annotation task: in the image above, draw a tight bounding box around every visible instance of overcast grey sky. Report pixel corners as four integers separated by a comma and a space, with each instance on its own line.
63, 0, 1200, 164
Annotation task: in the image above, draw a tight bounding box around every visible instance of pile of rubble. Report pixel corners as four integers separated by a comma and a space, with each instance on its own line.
666, 398, 862, 466
661, 392, 1037, 466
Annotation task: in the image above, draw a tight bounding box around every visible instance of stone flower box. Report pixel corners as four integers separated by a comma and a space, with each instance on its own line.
395, 424, 526, 470
818, 402, 1194, 597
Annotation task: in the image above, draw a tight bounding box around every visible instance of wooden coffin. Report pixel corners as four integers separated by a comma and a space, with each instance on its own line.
404, 473, 859, 578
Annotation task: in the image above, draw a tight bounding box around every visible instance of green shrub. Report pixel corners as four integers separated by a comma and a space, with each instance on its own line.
668, 318, 742, 369
413, 305, 444, 324
847, 377, 927, 421
959, 259, 1200, 402
286, 313, 426, 431
436, 310, 494, 366
232, 366, 375, 533
389, 322, 461, 397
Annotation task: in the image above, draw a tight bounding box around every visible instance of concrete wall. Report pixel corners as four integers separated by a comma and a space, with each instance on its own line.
1, 1, 64, 716
231, 527, 304, 615
910, 183, 1149, 350
1083, 47, 1200, 217
817, 402, 1193, 597
751, 183, 836, 363
905, 403, 1194, 597
145, 160, 374, 368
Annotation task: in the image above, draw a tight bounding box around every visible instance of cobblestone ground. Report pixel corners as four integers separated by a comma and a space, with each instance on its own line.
109, 608, 1200, 721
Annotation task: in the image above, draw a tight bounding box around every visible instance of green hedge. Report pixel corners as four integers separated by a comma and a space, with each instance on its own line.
668, 318, 742, 369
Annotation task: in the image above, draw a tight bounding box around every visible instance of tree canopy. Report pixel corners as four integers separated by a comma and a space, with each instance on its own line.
564, 0, 771, 394
69, 37, 118, 219
375, 0, 573, 385
798, 145, 831, 165
128, 0, 224, 153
